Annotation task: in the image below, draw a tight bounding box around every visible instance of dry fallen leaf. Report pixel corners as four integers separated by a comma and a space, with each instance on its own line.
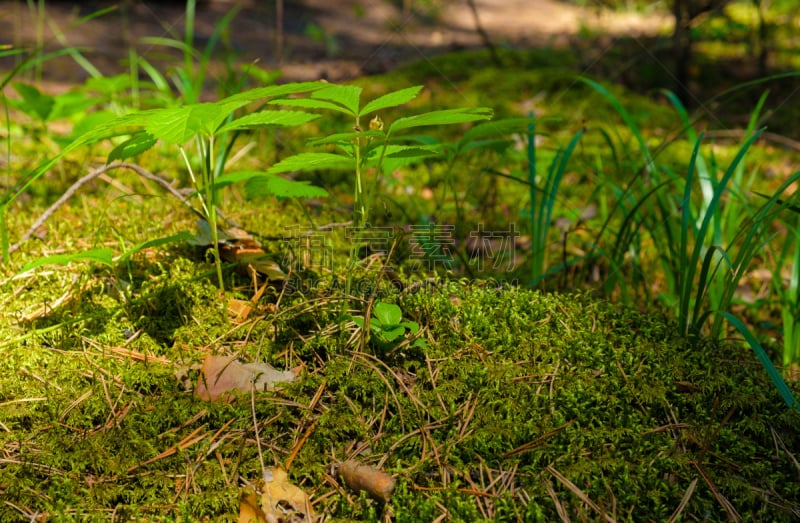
190, 220, 287, 280
228, 298, 255, 321
239, 489, 268, 523
262, 467, 314, 521
337, 460, 396, 503
194, 355, 298, 402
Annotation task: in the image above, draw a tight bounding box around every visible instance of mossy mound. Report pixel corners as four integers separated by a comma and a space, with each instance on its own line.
1, 273, 798, 521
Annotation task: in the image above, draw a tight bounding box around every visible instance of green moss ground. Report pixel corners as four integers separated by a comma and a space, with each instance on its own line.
2, 265, 799, 520
2, 42, 800, 521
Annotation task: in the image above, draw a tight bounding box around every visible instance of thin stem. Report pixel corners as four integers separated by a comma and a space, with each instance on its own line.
346, 136, 364, 300
206, 135, 225, 290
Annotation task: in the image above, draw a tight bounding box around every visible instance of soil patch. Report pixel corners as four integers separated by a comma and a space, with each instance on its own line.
1, 0, 671, 88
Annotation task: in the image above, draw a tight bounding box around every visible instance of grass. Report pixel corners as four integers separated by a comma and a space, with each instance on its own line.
2, 1, 800, 520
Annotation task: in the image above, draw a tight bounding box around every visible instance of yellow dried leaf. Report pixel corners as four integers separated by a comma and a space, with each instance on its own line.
262, 467, 314, 520
239, 490, 268, 523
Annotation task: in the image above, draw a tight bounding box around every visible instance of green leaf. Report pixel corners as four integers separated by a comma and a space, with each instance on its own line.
311, 84, 363, 116
70, 111, 118, 140
145, 100, 247, 144
267, 152, 355, 175
360, 85, 423, 116
400, 321, 420, 333
245, 175, 329, 200
13, 82, 55, 121
49, 90, 98, 120
381, 325, 406, 341
388, 107, 493, 136
214, 170, 328, 199
19, 248, 114, 274
217, 110, 319, 133
84, 74, 135, 96
117, 232, 196, 262
369, 145, 441, 174
374, 302, 402, 325
211, 170, 264, 188
221, 81, 326, 106
382, 145, 439, 159
269, 98, 351, 113
108, 132, 158, 162
240, 63, 283, 85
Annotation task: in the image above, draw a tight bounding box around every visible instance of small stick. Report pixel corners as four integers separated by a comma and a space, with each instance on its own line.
250, 385, 266, 478
285, 419, 319, 472
8, 161, 235, 256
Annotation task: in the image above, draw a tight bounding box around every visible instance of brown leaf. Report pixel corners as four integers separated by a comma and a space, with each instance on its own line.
262, 467, 314, 521
194, 355, 298, 402
191, 220, 286, 280
337, 460, 395, 503
228, 298, 255, 321
239, 489, 268, 523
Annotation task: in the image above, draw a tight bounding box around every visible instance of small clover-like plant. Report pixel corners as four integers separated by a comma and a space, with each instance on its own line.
352, 301, 427, 352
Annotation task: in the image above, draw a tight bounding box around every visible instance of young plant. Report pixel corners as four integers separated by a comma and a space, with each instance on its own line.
525, 118, 584, 288
351, 301, 426, 352
8, 82, 98, 143
11, 82, 328, 287
265, 84, 492, 293
1, 11, 112, 263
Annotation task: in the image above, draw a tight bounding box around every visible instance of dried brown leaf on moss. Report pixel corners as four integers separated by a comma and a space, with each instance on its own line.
239, 489, 268, 523
194, 355, 298, 402
261, 467, 314, 521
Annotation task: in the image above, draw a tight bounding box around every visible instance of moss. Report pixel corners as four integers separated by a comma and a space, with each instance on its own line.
3, 266, 800, 520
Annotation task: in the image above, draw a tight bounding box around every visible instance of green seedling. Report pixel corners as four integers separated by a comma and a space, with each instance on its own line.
14, 82, 328, 288
265, 84, 491, 296
9, 82, 97, 140
351, 301, 426, 351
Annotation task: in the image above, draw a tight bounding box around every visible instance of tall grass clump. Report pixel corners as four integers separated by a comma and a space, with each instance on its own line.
577, 78, 798, 409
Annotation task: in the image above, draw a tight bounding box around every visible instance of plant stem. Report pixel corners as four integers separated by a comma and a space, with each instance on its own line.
346, 135, 365, 300
0, 203, 7, 264
205, 135, 225, 290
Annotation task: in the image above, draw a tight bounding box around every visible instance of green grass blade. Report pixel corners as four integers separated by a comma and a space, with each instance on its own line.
681, 130, 763, 334
116, 233, 196, 262
678, 135, 704, 333
579, 77, 654, 175
721, 312, 799, 411
18, 248, 114, 274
